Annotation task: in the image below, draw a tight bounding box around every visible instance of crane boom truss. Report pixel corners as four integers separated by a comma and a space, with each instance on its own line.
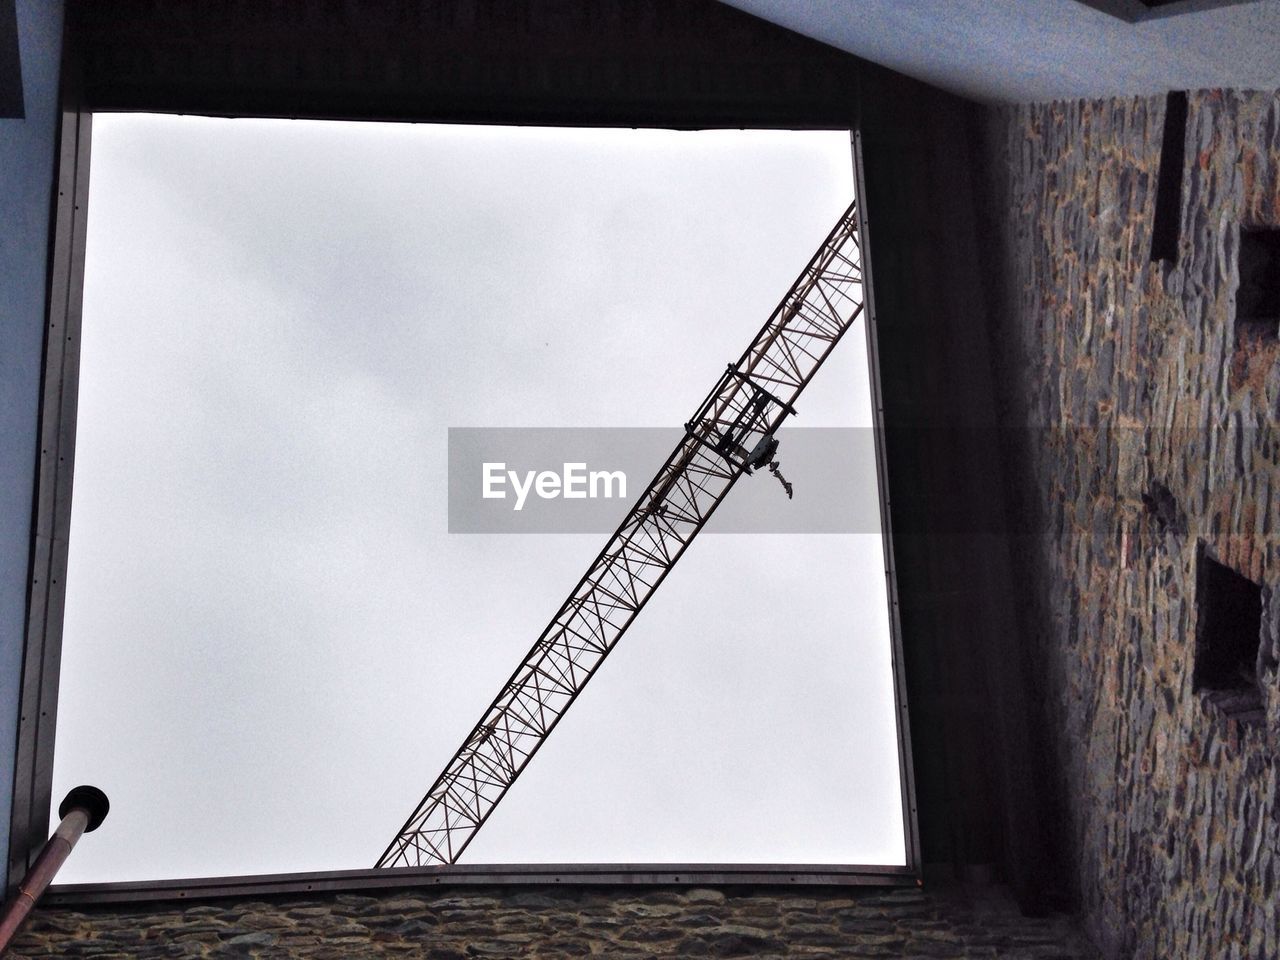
377, 200, 866, 868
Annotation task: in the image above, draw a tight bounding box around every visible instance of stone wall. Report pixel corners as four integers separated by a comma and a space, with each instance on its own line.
10, 883, 1098, 958
987, 92, 1280, 960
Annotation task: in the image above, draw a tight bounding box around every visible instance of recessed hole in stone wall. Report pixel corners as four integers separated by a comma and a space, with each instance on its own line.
1194, 550, 1265, 724
1149, 91, 1187, 264
1237, 228, 1280, 334
1141, 479, 1184, 534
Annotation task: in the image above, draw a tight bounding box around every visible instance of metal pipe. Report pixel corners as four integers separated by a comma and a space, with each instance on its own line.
0, 786, 109, 955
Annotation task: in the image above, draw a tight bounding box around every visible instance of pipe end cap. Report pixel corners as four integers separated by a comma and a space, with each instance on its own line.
59, 785, 110, 832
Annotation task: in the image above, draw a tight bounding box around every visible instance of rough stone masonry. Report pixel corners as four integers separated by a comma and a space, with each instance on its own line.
8, 884, 1098, 958
987, 91, 1280, 960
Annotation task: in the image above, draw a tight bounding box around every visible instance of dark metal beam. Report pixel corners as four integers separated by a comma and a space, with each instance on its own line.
68, 0, 868, 130
0, 0, 21, 118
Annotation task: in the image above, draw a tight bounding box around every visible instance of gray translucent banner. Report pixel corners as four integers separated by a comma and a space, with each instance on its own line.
448, 427, 883, 534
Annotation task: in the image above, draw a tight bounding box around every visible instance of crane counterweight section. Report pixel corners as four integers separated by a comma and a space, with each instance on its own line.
376, 201, 866, 869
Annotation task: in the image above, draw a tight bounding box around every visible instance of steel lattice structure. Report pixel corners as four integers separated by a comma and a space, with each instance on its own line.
376, 201, 866, 868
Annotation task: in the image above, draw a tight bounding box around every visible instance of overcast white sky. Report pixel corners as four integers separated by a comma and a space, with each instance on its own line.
52, 115, 904, 882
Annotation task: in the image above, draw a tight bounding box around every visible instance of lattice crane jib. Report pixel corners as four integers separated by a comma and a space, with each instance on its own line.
376, 202, 865, 869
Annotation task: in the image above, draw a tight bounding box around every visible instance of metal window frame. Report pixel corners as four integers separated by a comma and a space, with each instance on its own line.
44, 862, 915, 907
10, 117, 921, 898
8, 104, 91, 895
